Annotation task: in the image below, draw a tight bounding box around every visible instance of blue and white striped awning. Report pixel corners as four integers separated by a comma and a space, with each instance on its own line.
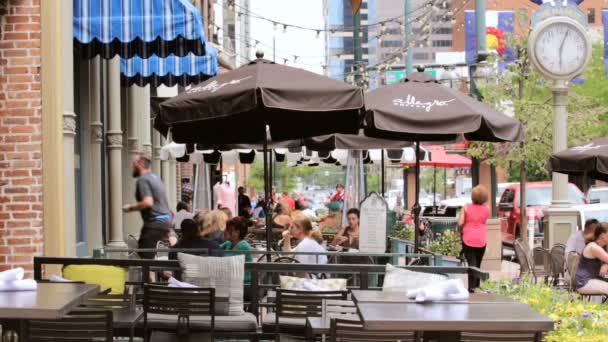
120, 44, 218, 87
74, 0, 206, 59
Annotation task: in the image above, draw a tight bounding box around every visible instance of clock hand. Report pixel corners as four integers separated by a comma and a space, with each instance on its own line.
559, 30, 569, 69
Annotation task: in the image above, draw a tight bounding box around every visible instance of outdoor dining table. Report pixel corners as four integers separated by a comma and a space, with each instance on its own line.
357, 298, 553, 342
351, 290, 515, 304
0, 282, 100, 320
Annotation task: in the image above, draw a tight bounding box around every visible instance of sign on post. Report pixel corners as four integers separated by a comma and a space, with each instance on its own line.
359, 192, 388, 253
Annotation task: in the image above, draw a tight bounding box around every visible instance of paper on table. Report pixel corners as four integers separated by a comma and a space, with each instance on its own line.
0, 279, 37, 292
0, 268, 24, 282
168, 277, 197, 288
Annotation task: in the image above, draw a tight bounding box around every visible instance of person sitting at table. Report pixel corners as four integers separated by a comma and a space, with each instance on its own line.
331, 208, 360, 250
169, 219, 219, 260
221, 217, 254, 300
282, 215, 328, 264
270, 201, 292, 232
201, 209, 228, 245
575, 223, 608, 295
566, 219, 600, 255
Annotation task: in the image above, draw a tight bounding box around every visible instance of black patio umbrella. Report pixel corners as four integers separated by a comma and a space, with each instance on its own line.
363, 72, 523, 251
157, 53, 364, 255
547, 137, 608, 182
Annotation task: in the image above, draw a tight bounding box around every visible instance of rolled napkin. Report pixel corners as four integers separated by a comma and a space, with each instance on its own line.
0, 279, 37, 292
406, 279, 469, 302
167, 277, 197, 288
49, 275, 72, 282
0, 268, 24, 282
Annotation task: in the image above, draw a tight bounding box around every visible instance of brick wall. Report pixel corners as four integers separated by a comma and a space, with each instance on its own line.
0, 0, 43, 273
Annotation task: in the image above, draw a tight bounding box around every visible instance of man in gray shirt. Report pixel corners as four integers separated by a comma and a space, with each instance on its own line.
123, 152, 171, 259
565, 219, 599, 255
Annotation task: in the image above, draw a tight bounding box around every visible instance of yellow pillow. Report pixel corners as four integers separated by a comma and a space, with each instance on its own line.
280, 275, 347, 291
62, 265, 128, 294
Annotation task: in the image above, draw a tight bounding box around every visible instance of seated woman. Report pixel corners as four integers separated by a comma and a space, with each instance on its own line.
282, 215, 328, 264
575, 223, 608, 295
201, 209, 228, 245
221, 217, 254, 299
270, 201, 292, 232
331, 208, 360, 250
169, 219, 220, 260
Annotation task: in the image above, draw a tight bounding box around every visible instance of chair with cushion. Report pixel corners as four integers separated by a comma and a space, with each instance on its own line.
328, 318, 417, 342
142, 284, 215, 342
263, 289, 347, 341
23, 310, 113, 342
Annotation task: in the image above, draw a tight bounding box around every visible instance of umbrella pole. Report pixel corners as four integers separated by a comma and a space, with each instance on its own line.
381, 150, 385, 197
433, 166, 437, 211
263, 141, 272, 262
414, 142, 421, 253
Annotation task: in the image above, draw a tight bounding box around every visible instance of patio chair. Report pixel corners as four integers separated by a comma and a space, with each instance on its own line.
22, 310, 113, 342
263, 289, 347, 341
81, 288, 141, 342
532, 247, 553, 284
513, 239, 533, 279
550, 244, 566, 287
566, 252, 608, 303
459, 331, 539, 341
142, 284, 215, 342
328, 318, 417, 342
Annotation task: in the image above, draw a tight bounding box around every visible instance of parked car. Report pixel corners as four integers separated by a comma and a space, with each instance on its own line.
571, 203, 608, 229
497, 182, 586, 245
587, 186, 608, 204
496, 182, 516, 205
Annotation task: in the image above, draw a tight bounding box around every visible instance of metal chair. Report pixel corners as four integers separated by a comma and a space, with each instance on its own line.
142, 284, 215, 342
460, 331, 539, 342
272, 289, 347, 341
81, 289, 141, 342
513, 239, 533, 279
328, 318, 417, 342
566, 252, 608, 303
532, 247, 553, 284
550, 244, 566, 287
23, 310, 113, 342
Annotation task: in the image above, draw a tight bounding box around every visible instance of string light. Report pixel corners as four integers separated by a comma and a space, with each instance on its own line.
273, 22, 277, 31
228, 1, 234, 11
283, 24, 288, 33
316, 30, 321, 39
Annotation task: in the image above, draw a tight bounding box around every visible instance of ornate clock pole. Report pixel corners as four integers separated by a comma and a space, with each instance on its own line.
527, 3, 592, 248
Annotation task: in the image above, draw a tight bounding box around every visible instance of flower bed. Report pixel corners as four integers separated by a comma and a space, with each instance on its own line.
479, 277, 608, 341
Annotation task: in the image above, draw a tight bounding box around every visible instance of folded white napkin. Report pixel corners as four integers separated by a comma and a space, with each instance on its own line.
0, 279, 37, 292
406, 279, 469, 302
49, 275, 72, 282
168, 277, 197, 288
0, 268, 24, 282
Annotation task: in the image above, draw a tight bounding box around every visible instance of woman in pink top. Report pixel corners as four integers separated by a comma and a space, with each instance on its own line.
458, 185, 490, 289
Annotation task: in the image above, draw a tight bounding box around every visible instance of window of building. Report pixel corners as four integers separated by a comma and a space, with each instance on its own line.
413, 52, 429, 60
432, 27, 452, 35
380, 40, 403, 48
432, 40, 452, 47
588, 8, 595, 24
433, 15, 452, 22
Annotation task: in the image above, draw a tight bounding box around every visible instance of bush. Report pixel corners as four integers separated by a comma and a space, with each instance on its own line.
479, 277, 608, 341
427, 230, 461, 258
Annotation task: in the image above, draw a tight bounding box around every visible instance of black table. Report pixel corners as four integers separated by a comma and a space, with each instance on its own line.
351, 290, 514, 304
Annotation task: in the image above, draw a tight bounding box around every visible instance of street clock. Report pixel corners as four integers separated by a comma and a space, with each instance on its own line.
528, 16, 591, 81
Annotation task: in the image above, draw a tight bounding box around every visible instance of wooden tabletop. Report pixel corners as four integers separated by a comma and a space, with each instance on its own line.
357, 301, 554, 332
352, 290, 514, 304
0, 283, 100, 320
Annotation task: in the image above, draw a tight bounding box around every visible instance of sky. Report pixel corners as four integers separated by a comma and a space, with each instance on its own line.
248, 0, 326, 74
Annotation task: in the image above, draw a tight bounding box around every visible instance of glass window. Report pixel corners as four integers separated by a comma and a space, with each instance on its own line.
413, 52, 429, 60
589, 189, 608, 203
432, 27, 453, 35
432, 40, 452, 47
588, 8, 595, 24
500, 189, 515, 204
516, 185, 584, 207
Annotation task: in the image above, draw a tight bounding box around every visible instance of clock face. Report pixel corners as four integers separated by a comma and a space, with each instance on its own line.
533, 21, 588, 77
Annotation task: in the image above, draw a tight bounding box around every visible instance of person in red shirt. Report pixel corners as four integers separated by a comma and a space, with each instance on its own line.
329, 184, 345, 202
282, 191, 296, 210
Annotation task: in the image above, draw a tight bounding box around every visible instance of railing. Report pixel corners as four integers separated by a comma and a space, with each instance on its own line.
34, 256, 489, 319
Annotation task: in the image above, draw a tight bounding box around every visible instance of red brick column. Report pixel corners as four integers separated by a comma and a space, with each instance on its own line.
0, 0, 43, 272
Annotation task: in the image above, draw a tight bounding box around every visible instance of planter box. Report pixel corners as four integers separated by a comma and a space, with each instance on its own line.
434, 255, 461, 267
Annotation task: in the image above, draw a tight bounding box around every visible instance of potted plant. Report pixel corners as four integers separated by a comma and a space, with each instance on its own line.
426, 230, 462, 266
388, 221, 415, 254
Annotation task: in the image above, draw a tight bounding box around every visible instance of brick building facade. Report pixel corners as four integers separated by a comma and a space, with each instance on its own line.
0, 0, 43, 272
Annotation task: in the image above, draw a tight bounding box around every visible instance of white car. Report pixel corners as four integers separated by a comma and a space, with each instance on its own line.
571, 203, 608, 229
440, 197, 471, 207
588, 186, 608, 204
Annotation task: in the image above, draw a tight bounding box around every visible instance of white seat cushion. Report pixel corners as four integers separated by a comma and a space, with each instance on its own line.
144, 312, 257, 332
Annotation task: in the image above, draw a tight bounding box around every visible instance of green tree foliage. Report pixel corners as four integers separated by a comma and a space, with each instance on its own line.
467, 44, 605, 181
247, 161, 345, 194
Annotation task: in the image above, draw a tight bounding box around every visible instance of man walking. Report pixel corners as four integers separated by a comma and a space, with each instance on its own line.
123, 152, 172, 259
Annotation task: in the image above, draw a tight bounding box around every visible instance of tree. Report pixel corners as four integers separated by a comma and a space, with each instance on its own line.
247, 160, 345, 194
467, 44, 605, 181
